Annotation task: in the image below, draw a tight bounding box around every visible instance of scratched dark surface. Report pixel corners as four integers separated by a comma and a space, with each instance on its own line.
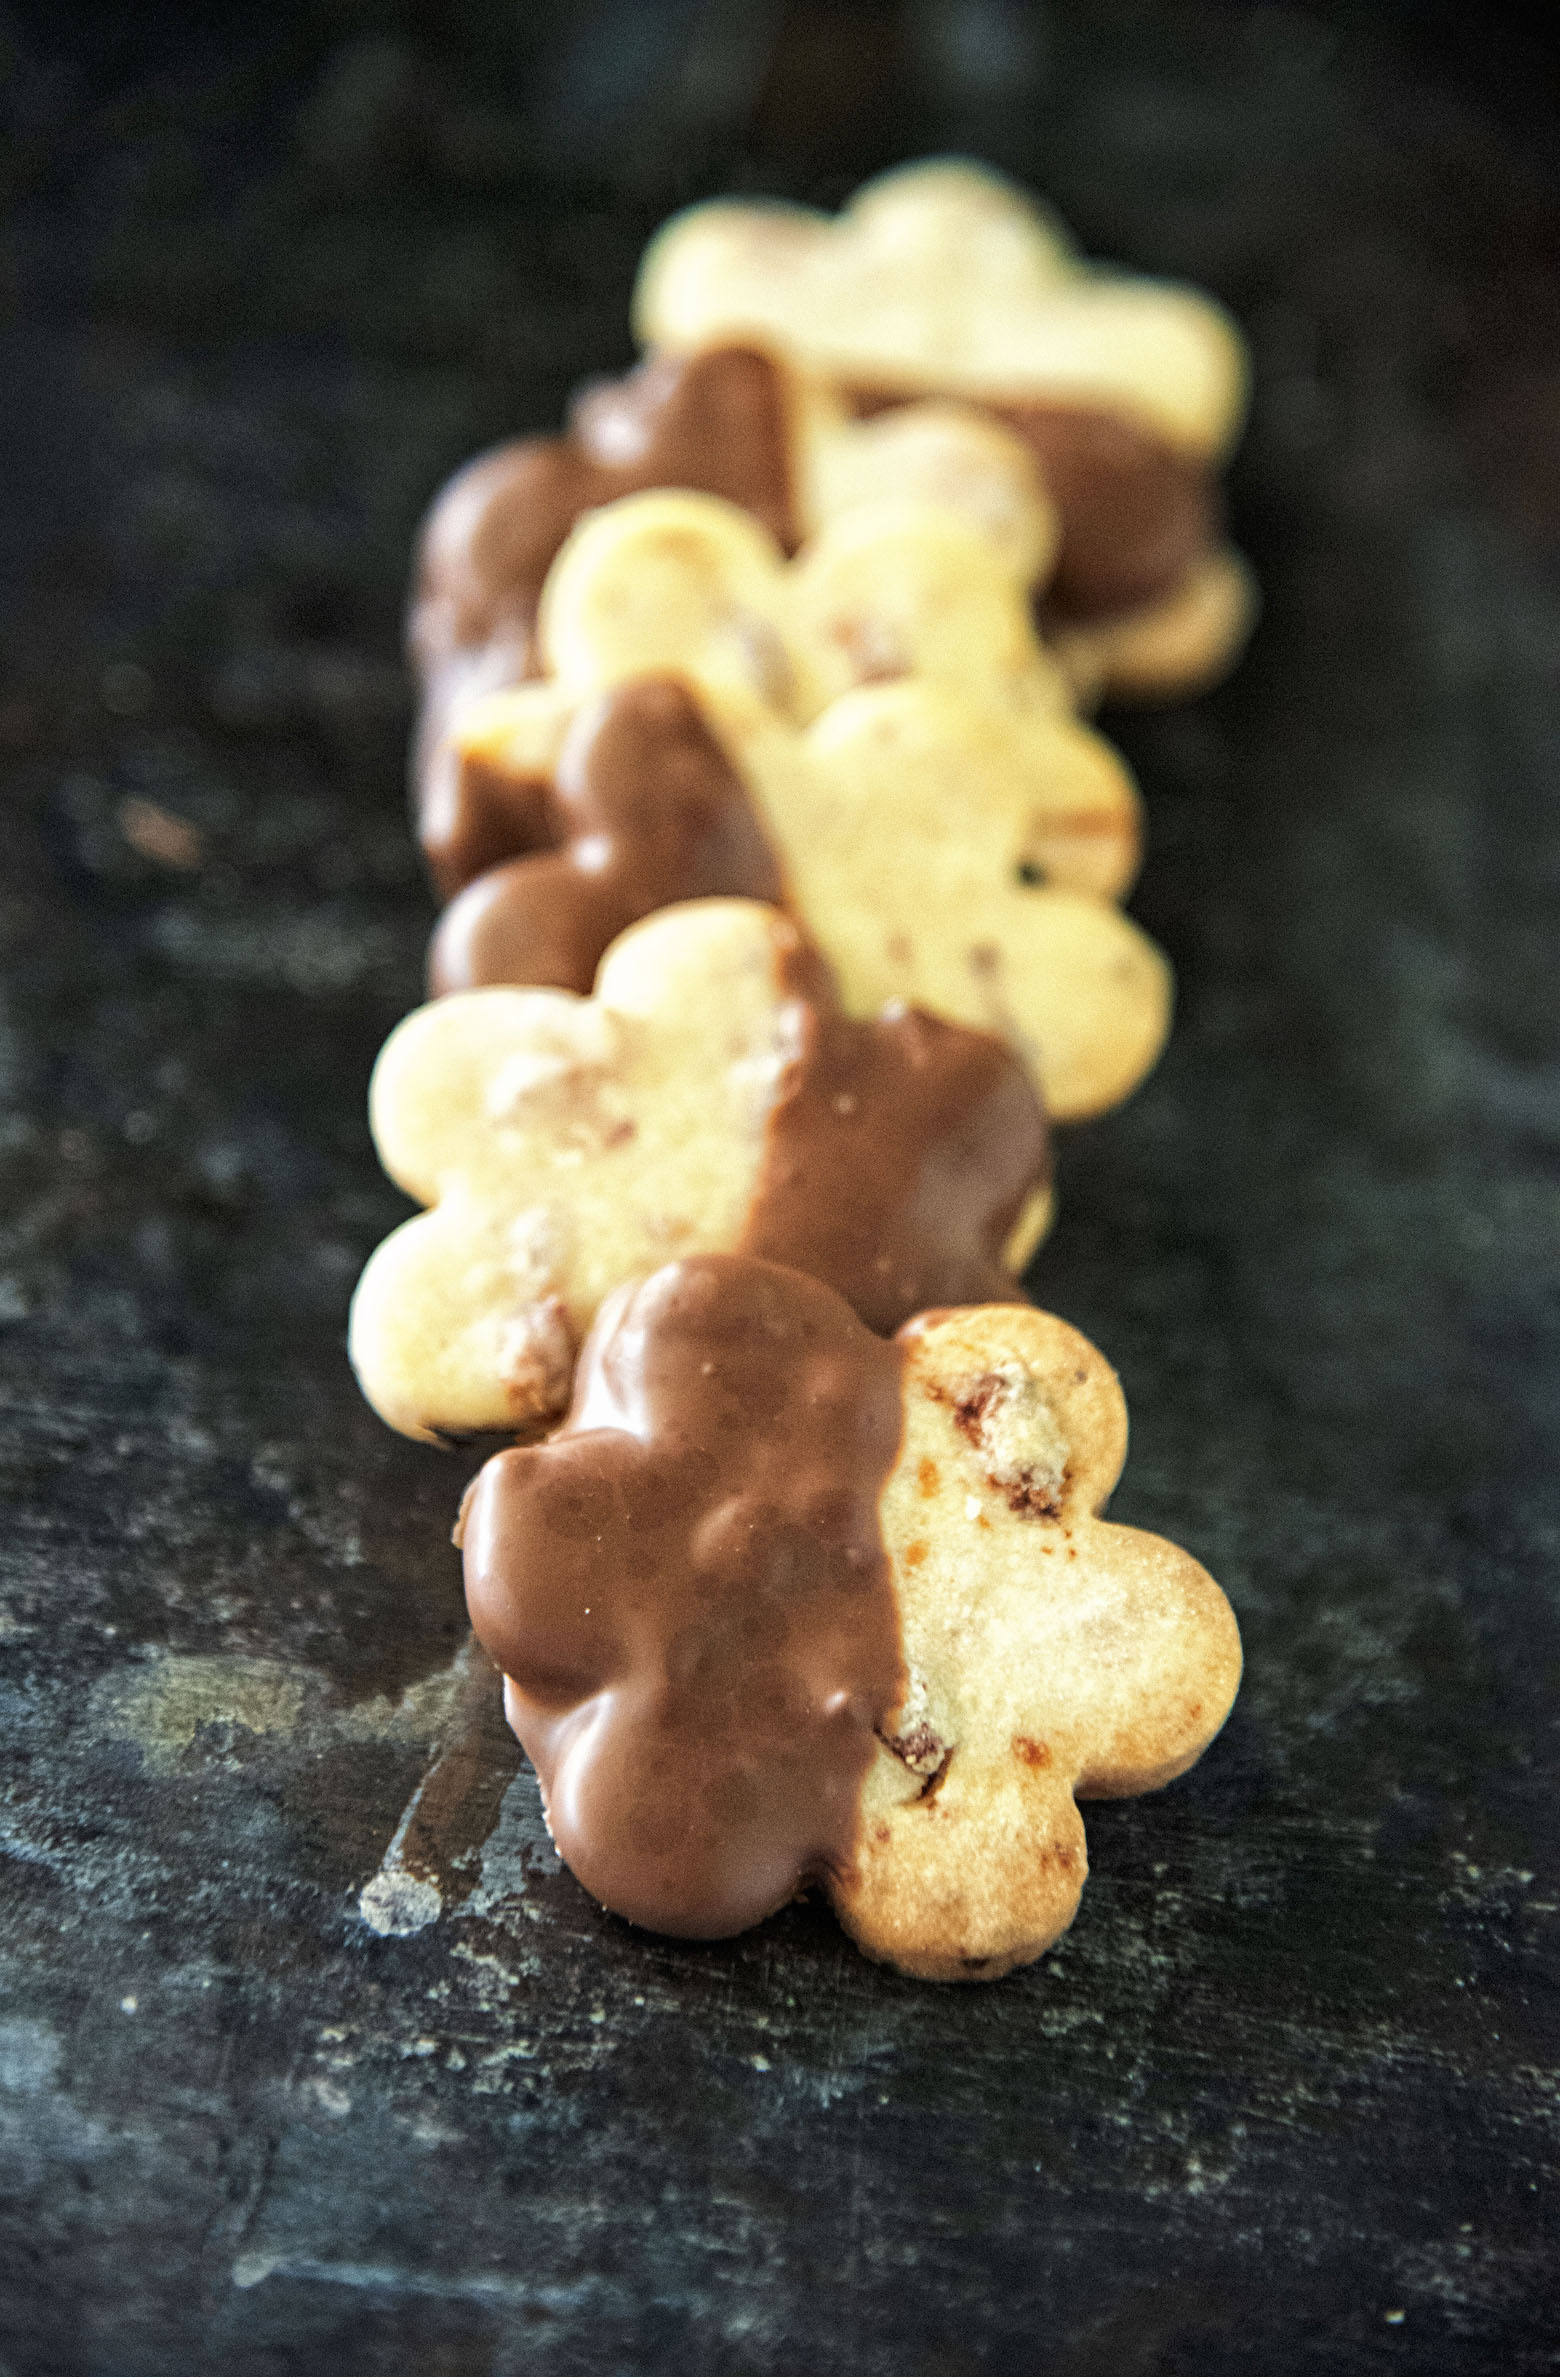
2, 3, 1559, 2372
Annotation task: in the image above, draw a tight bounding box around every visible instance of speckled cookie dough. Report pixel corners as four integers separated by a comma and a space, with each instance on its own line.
439, 672, 1167, 1122
350, 901, 1051, 1442
634, 159, 1256, 702
425, 488, 1142, 903
530, 487, 1074, 724
408, 337, 1057, 814
460, 1254, 1242, 1980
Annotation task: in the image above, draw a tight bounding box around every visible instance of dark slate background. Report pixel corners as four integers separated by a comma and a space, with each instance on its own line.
2, 3, 1558, 2370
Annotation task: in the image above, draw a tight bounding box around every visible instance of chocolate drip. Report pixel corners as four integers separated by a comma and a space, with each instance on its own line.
462, 1255, 907, 1940
412, 347, 798, 891
846, 386, 1216, 622
741, 945, 1049, 1329
428, 676, 785, 996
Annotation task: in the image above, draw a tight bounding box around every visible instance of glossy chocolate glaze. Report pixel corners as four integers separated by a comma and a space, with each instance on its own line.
428, 676, 784, 995
1004, 403, 1219, 620
740, 942, 1048, 1329
412, 346, 797, 891
846, 386, 1216, 621
461, 1255, 907, 1939
418, 733, 558, 906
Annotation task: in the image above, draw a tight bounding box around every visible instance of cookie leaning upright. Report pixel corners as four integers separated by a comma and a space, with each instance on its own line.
460, 1254, 1242, 1980
431, 485, 1144, 912
433, 662, 1169, 1126
634, 159, 1256, 704
408, 336, 1059, 875
424, 494, 1170, 1126
349, 899, 1051, 1442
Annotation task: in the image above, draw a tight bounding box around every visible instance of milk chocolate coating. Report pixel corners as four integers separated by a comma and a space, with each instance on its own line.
417, 733, 558, 906
847, 387, 1216, 622
411, 347, 798, 893
428, 676, 784, 996
433, 764, 1047, 1327
462, 1255, 907, 1939
741, 943, 1048, 1329
1004, 403, 1219, 620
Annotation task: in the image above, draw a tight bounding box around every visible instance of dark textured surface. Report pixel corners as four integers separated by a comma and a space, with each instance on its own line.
2, 5, 1559, 2371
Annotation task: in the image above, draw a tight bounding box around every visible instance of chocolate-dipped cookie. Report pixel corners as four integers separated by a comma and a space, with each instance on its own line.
461, 1254, 1242, 1980
433, 669, 1165, 1126
350, 900, 1051, 1442
634, 159, 1257, 703
411, 343, 1057, 885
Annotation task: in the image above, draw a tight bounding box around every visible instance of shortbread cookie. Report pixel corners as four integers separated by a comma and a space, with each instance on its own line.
410, 346, 795, 756
533, 488, 1073, 725
634, 160, 1255, 698
418, 481, 1116, 900
435, 673, 1168, 1122
460, 1253, 1242, 1979
409, 341, 1055, 808
420, 480, 1127, 902
350, 900, 1050, 1442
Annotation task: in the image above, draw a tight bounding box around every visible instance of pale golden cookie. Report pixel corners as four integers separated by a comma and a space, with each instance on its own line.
422, 483, 1127, 900
737, 685, 1167, 1116
459, 1253, 1241, 1980
798, 387, 1058, 585
407, 339, 1056, 758
531, 487, 1074, 725
446, 673, 1167, 1115
838, 1300, 1244, 1980
349, 901, 1051, 1442
633, 160, 1255, 702
440, 483, 1145, 905
635, 159, 1247, 458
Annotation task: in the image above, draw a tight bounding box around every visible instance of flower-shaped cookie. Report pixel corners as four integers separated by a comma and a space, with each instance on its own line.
409, 339, 1055, 816
410, 345, 797, 750
533, 487, 1075, 725
634, 159, 1256, 699
422, 485, 1129, 900
438, 671, 1169, 1123
461, 1253, 1242, 1981
350, 900, 1050, 1443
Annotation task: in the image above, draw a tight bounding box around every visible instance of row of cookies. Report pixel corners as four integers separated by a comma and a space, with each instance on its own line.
350, 163, 1246, 1979
414, 155, 1255, 768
